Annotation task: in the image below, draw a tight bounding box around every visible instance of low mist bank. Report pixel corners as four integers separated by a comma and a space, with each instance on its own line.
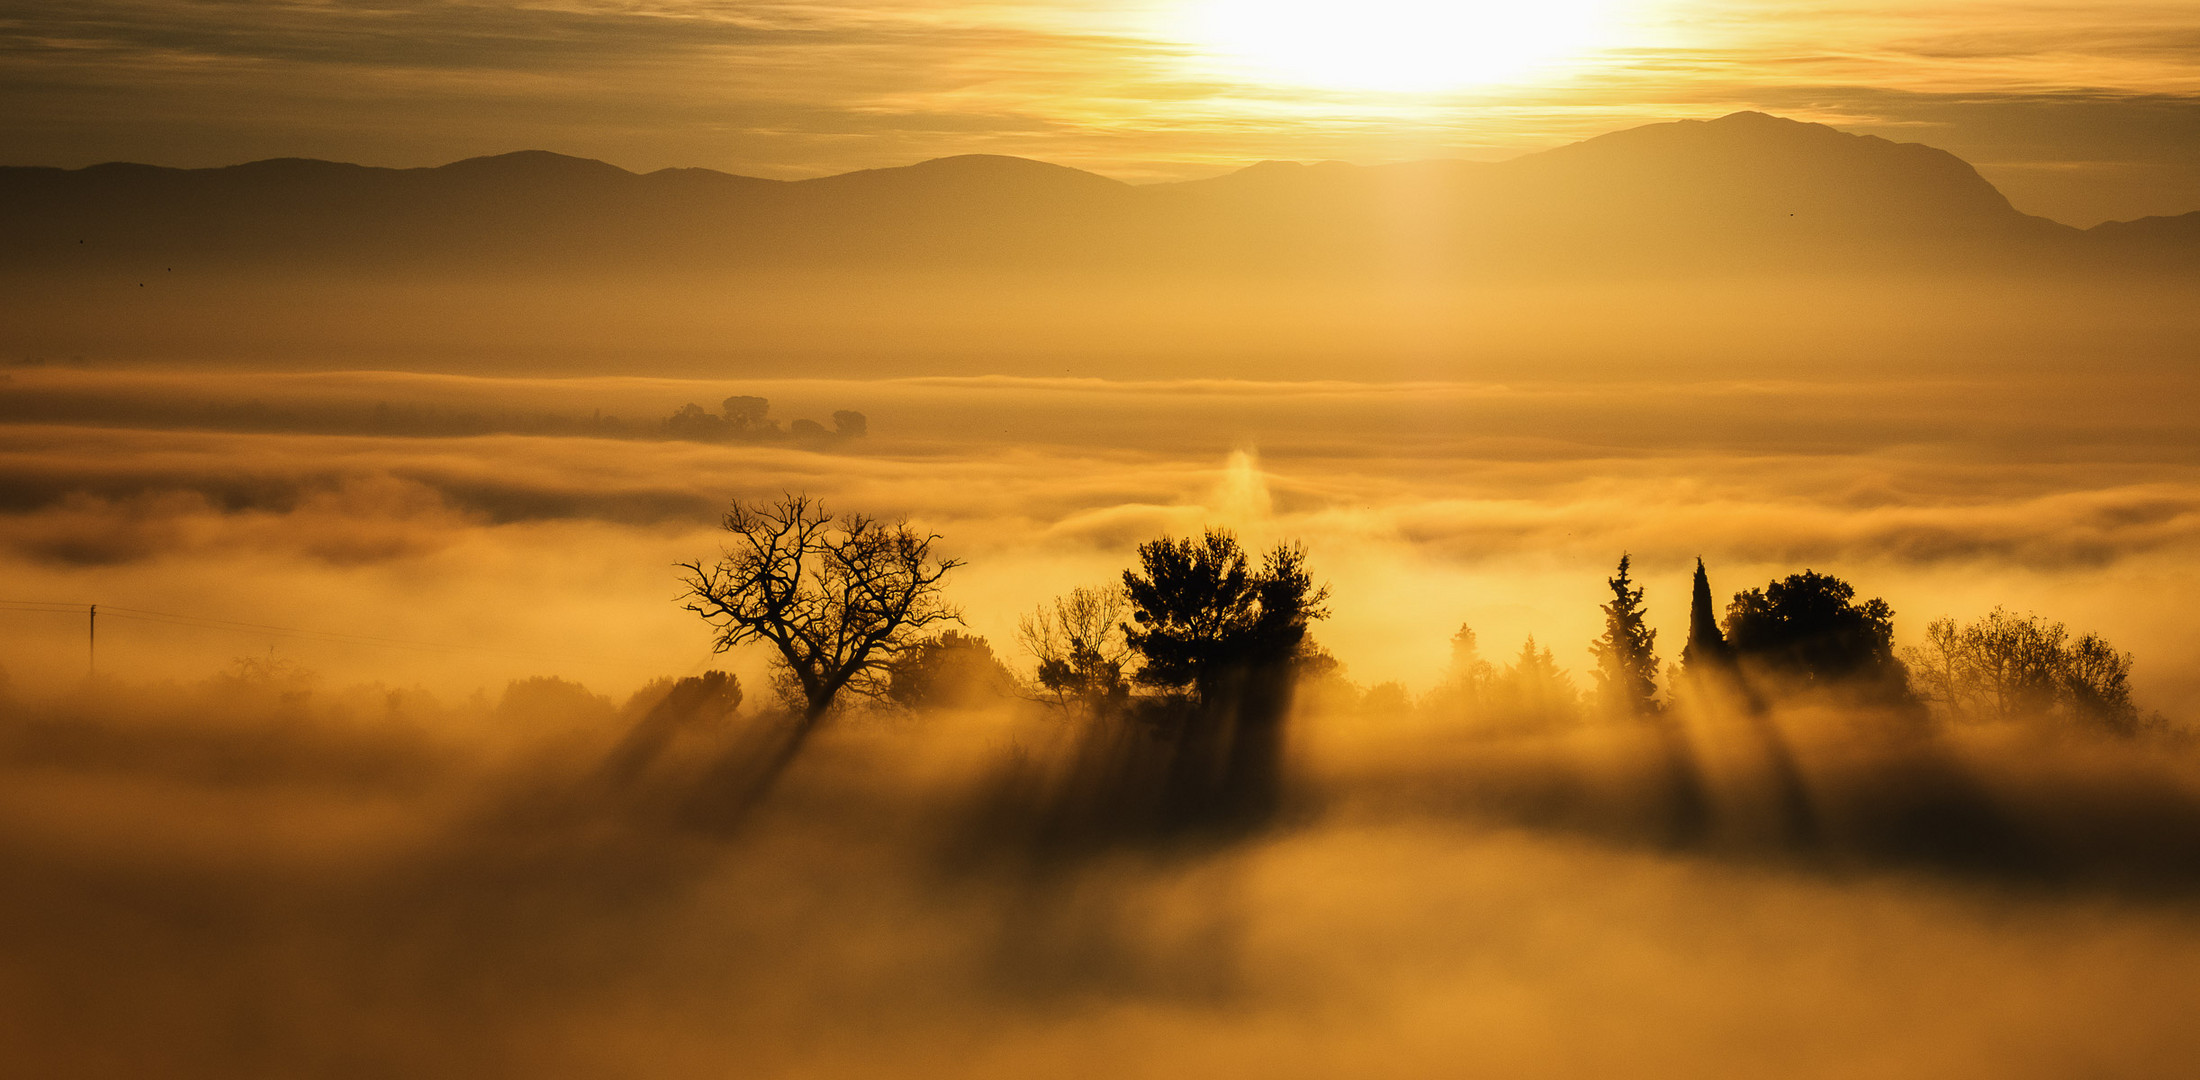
0, 365, 2196, 728
4, 366, 2199, 710
4, 669, 2199, 1079
6, 271, 2199, 380
9, 363, 2200, 456
7, 350, 2200, 1076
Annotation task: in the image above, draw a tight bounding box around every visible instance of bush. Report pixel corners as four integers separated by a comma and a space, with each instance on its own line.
885, 631, 1020, 709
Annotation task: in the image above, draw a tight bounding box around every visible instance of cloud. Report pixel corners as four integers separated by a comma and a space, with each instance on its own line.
4, 0, 2199, 221
0, 477, 487, 567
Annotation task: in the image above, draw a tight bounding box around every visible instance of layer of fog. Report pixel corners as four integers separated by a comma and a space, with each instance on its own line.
3, 367, 2198, 713
7, 271, 2200, 379
6, 349, 2200, 1074
4, 665, 2199, 1079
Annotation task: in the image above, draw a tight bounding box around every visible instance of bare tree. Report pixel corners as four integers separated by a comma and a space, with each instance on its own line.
678, 494, 963, 728
1904, 608, 2142, 732
1017, 585, 1133, 715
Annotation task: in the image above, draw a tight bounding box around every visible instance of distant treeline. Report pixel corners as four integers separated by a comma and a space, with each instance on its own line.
673, 507, 2160, 741
1412, 558, 2149, 735
872, 547, 2155, 738
668, 507, 2170, 847
661, 396, 866, 443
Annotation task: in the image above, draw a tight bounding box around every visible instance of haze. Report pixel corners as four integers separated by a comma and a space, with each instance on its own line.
7, 1, 2200, 224
3, 3, 2199, 1078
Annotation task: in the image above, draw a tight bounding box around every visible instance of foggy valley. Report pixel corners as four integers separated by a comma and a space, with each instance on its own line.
4, 86, 2200, 1080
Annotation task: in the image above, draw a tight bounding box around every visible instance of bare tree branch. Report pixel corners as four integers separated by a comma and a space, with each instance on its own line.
678, 494, 963, 726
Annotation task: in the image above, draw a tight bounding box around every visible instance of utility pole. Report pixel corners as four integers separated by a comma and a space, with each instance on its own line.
87, 603, 96, 679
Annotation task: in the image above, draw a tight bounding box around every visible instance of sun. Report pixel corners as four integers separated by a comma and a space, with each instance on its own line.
1177, 0, 1623, 93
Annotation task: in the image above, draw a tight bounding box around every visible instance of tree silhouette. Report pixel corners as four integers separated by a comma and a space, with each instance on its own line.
1121, 529, 1329, 704
722, 395, 773, 436
1425, 623, 1496, 718
661, 396, 869, 444
1680, 557, 1731, 675
678, 493, 962, 727
600, 670, 743, 785
1724, 570, 1906, 697
1018, 584, 1134, 716
1905, 608, 2141, 732
884, 630, 1018, 709
1110, 529, 1329, 832
663, 401, 726, 441
1487, 634, 1579, 728
1589, 554, 1660, 716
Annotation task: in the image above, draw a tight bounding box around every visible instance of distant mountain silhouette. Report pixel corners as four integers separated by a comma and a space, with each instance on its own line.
799, 154, 1130, 201
2, 113, 2190, 277
2086, 211, 2200, 268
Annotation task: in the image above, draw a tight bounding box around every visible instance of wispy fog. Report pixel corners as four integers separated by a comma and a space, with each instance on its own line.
4, 666, 2199, 1079
10, 22, 2200, 1077
2, 366, 2197, 708
4, 344, 2199, 1076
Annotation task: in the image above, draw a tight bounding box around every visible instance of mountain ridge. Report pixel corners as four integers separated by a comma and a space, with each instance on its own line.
4, 112, 2191, 277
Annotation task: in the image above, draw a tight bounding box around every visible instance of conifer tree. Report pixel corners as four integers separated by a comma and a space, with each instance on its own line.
1426, 623, 1496, 718
1489, 634, 1578, 728
1121, 529, 1328, 705
1590, 554, 1660, 716
1680, 557, 1731, 675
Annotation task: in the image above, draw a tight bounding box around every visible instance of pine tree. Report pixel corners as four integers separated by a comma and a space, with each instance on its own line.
1589, 554, 1660, 716
1427, 623, 1495, 718
1489, 634, 1578, 728
1680, 557, 1730, 675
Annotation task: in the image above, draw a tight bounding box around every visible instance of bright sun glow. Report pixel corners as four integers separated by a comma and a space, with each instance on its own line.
1181, 0, 1623, 93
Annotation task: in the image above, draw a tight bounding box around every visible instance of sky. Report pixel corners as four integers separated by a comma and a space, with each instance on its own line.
2, 0, 2198, 225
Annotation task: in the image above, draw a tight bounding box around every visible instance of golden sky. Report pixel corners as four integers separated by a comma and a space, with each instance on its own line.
3, 1, 2197, 223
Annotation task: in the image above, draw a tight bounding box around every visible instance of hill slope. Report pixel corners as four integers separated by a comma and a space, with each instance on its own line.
1, 113, 2185, 278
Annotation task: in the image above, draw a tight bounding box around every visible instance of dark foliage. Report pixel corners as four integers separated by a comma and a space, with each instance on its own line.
885, 631, 1020, 709
1680, 557, 1731, 675
1724, 570, 1909, 698
980, 531, 1336, 850
721, 395, 771, 433
1907, 609, 2146, 733
1588, 554, 1659, 716
1018, 586, 1133, 717
1121, 529, 1329, 704
660, 396, 866, 444
600, 670, 743, 786
495, 675, 615, 727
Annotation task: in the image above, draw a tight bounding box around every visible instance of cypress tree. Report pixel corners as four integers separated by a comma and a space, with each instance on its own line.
1681, 557, 1730, 674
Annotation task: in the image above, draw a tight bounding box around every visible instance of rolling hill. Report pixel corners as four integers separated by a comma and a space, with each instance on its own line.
5, 112, 2190, 279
